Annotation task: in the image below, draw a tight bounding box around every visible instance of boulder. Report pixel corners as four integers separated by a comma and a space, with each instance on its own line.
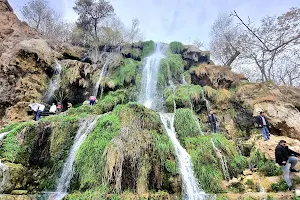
182, 45, 211, 69
235, 83, 300, 139
190, 64, 247, 89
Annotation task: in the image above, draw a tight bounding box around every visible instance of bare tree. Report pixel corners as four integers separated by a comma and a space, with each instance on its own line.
73, 0, 114, 41
232, 8, 300, 84
192, 38, 204, 49
20, 0, 54, 30
209, 13, 242, 66
128, 18, 142, 45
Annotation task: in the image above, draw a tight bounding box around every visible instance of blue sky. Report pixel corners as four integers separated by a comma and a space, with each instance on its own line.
9, 0, 300, 46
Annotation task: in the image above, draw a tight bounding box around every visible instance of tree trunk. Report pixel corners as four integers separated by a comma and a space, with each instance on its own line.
225, 50, 240, 66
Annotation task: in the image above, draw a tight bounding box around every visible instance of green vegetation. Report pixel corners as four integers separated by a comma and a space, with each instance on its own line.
107, 58, 142, 89
249, 149, 282, 176
164, 84, 203, 111
0, 122, 36, 164
174, 108, 201, 143
142, 40, 155, 58
40, 116, 79, 190
183, 134, 247, 193
169, 41, 183, 54
65, 185, 108, 200
270, 180, 289, 192
229, 181, 245, 193
67, 89, 129, 116
203, 86, 232, 104
75, 113, 121, 190
158, 53, 185, 88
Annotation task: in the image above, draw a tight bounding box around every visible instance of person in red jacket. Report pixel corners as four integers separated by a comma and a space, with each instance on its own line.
275, 140, 300, 191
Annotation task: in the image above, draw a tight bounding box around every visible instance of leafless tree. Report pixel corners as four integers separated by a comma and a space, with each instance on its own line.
209, 13, 242, 66
192, 38, 204, 49
127, 18, 143, 45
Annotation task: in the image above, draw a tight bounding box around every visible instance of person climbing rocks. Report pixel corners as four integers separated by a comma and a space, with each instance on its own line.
256, 111, 271, 141
57, 102, 62, 113
275, 140, 300, 191
35, 104, 45, 121
49, 103, 57, 113
208, 111, 217, 133
89, 96, 97, 106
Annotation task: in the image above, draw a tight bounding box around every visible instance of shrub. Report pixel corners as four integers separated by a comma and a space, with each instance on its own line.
229, 182, 245, 193
270, 180, 289, 192
169, 41, 183, 54
142, 40, 155, 58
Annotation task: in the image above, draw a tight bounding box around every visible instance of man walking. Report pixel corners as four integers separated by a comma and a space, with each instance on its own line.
256, 111, 271, 141
275, 140, 300, 191
208, 111, 217, 133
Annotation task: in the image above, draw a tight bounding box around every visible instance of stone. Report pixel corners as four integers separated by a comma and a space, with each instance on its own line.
295, 189, 300, 197
181, 45, 211, 69
229, 177, 239, 184
11, 190, 28, 195
243, 169, 253, 176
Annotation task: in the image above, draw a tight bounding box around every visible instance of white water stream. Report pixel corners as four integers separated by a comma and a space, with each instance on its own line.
49, 116, 99, 200
0, 130, 13, 141
160, 113, 208, 200
138, 43, 165, 109
45, 61, 62, 103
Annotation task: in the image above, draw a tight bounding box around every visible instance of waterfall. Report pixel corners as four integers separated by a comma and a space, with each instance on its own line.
45, 61, 62, 103
201, 90, 211, 112
138, 43, 165, 109
160, 113, 207, 200
0, 160, 9, 194
211, 139, 230, 181
182, 74, 187, 84
0, 130, 13, 141
49, 116, 99, 200
92, 51, 119, 97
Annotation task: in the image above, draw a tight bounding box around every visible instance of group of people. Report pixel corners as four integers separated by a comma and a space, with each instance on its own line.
34, 102, 72, 121
207, 110, 300, 190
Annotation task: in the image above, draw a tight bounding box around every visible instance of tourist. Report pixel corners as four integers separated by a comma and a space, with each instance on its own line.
207, 111, 217, 133
35, 104, 45, 121
275, 140, 300, 191
57, 102, 63, 113
49, 103, 57, 113
89, 96, 96, 106
256, 111, 271, 141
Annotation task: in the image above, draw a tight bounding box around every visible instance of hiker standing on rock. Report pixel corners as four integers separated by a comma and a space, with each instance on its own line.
256, 111, 271, 141
208, 111, 217, 133
275, 140, 300, 191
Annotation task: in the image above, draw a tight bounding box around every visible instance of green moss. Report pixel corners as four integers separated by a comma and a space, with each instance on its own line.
142, 40, 155, 58
39, 117, 79, 190
229, 182, 245, 193
183, 134, 247, 193
174, 108, 201, 143
169, 41, 183, 54
65, 185, 108, 200
75, 113, 121, 190
164, 84, 203, 111
0, 122, 36, 164
159, 53, 184, 88
108, 58, 142, 88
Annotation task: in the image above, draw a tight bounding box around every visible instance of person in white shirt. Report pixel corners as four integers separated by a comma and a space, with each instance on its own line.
49, 103, 57, 113
35, 104, 45, 121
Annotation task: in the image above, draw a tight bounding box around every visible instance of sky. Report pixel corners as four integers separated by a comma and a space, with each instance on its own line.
9, 0, 300, 47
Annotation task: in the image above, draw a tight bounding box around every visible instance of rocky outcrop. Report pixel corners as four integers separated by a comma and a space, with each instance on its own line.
182, 45, 211, 70
235, 83, 300, 140
190, 64, 247, 89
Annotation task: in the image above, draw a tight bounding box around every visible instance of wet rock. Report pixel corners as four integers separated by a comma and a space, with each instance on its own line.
11, 190, 28, 195
181, 45, 211, 70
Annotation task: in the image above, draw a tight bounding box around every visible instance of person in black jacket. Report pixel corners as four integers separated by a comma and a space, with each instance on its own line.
256, 111, 271, 141
275, 140, 300, 191
207, 111, 217, 133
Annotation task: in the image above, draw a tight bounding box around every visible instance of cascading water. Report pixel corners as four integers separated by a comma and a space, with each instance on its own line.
48, 116, 99, 200
182, 74, 187, 84
45, 61, 62, 103
211, 139, 230, 181
138, 43, 165, 109
0, 130, 13, 141
160, 113, 207, 200
201, 90, 211, 112
92, 51, 119, 97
